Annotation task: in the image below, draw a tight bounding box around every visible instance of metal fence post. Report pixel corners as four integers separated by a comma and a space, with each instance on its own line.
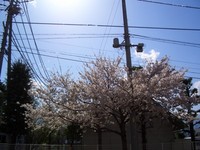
161, 143, 164, 150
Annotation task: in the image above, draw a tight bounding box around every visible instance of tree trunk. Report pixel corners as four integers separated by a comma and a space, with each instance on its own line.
120, 123, 128, 150
9, 133, 16, 150
190, 121, 196, 150
97, 127, 102, 150
141, 122, 147, 150
48, 132, 52, 150
70, 142, 74, 150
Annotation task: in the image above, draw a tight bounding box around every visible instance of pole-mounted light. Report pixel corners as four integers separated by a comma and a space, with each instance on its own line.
113, 37, 144, 53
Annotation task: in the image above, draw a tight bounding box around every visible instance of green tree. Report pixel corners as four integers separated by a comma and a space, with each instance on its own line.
65, 123, 82, 146
5, 60, 33, 143
182, 78, 200, 150
0, 82, 6, 127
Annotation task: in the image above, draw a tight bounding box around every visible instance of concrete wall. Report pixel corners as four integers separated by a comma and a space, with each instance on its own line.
82, 118, 175, 150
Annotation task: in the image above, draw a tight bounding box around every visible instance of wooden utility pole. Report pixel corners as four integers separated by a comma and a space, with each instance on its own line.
0, 0, 14, 79
113, 0, 144, 150
7, 6, 13, 83
121, 1, 138, 150
121, 1, 135, 150
0, 0, 20, 81
122, 0, 132, 76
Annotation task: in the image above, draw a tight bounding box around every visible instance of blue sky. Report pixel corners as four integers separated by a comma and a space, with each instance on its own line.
0, 0, 200, 91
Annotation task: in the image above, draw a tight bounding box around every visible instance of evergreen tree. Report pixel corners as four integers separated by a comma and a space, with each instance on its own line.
182, 78, 200, 150
5, 60, 33, 143
65, 123, 82, 146
0, 82, 6, 127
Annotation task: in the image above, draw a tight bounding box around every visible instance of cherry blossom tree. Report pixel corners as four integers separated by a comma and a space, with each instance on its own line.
76, 56, 186, 150
176, 78, 200, 150
24, 72, 85, 144
76, 57, 130, 150
128, 58, 186, 150
25, 56, 188, 150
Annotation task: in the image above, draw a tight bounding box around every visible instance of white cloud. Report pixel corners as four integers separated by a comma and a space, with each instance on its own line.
193, 81, 200, 95
30, 0, 37, 7
134, 49, 160, 62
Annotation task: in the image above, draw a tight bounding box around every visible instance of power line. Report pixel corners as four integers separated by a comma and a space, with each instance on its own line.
13, 35, 119, 40
15, 46, 96, 60
13, 21, 200, 32
170, 59, 200, 67
12, 46, 200, 77
13, 32, 200, 49
138, 0, 200, 10
22, 2, 50, 80
99, 0, 120, 53
12, 33, 200, 49
35, 39, 117, 54
189, 71, 200, 75
131, 34, 200, 48
13, 18, 40, 79
17, 46, 200, 70
13, 33, 122, 36
12, 35, 47, 85
16, 14, 47, 82
185, 76, 200, 80
11, 47, 200, 81
13, 49, 88, 63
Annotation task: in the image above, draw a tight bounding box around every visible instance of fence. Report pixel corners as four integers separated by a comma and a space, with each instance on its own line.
145, 141, 197, 150
0, 141, 199, 150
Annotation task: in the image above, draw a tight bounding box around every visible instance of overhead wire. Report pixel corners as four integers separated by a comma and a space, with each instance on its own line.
13, 35, 119, 40
12, 45, 200, 78
12, 31, 47, 85
99, 0, 120, 53
31, 32, 200, 51
17, 12, 47, 83
131, 34, 200, 48
14, 46, 98, 60
22, 34, 200, 48
13, 17, 38, 73
12, 33, 123, 36
12, 47, 200, 80
12, 24, 200, 71
137, 0, 200, 10
21, 2, 50, 81
12, 33, 200, 49
34, 38, 118, 54
170, 59, 200, 67
13, 21, 200, 32
12, 24, 47, 84
13, 50, 88, 63
9, 1, 199, 81
23, 2, 50, 80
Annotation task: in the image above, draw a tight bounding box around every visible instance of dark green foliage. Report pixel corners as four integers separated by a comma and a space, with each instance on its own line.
4, 60, 33, 142
132, 66, 143, 71
29, 127, 55, 144
65, 123, 82, 145
182, 77, 199, 150
0, 82, 6, 126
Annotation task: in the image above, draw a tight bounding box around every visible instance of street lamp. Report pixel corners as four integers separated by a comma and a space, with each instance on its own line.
113, 38, 144, 53
113, 36, 144, 150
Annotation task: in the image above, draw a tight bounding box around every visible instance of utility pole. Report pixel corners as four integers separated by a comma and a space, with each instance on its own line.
122, 0, 132, 76
7, 5, 13, 83
0, 0, 14, 79
0, 0, 20, 81
113, 0, 144, 150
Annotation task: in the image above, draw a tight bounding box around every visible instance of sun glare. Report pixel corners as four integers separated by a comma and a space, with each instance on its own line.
44, 0, 89, 19
48, 0, 82, 12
